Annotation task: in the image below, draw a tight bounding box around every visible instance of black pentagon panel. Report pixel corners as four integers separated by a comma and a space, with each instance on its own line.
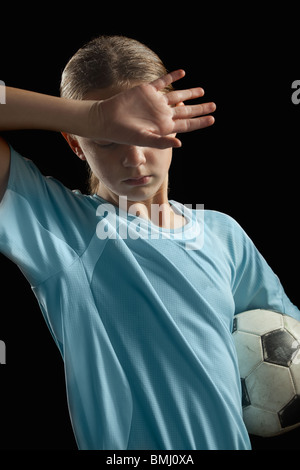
232, 317, 238, 333
279, 395, 300, 428
241, 378, 251, 407
262, 328, 300, 367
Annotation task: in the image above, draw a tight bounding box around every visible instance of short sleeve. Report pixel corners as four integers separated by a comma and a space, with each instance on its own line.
230, 217, 300, 321
0, 146, 95, 286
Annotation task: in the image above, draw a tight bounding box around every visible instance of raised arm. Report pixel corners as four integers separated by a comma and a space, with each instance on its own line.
0, 70, 215, 196
0, 70, 215, 145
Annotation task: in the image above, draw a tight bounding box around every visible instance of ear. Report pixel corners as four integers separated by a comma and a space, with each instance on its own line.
61, 132, 86, 161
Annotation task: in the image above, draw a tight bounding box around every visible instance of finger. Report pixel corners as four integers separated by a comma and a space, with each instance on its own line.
151, 70, 186, 91
139, 130, 182, 149
173, 115, 215, 134
167, 87, 205, 106
173, 102, 216, 119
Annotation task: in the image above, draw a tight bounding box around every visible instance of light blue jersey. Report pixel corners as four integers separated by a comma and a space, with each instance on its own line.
1, 147, 299, 450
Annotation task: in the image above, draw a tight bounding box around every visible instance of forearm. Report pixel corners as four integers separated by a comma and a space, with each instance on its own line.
0, 87, 97, 136
0, 72, 216, 149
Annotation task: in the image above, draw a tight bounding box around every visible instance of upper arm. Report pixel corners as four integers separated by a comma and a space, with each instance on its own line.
0, 137, 10, 201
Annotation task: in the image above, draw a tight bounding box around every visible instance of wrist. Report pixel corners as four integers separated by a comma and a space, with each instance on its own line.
60, 99, 105, 140
85, 100, 105, 140
52, 98, 96, 137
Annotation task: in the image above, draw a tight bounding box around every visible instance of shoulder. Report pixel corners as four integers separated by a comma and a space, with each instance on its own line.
200, 210, 254, 259
202, 209, 244, 235
6, 145, 91, 206
1, 145, 97, 245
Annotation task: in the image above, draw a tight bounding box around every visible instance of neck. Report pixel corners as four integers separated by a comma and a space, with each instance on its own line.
126, 197, 186, 230
97, 181, 186, 230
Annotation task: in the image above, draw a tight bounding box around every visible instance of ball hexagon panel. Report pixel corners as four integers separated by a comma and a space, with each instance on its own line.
289, 360, 300, 394
234, 309, 283, 336
245, 362, 295, 412
233, 331, 263, 378
243, 405, 281, 437
283, 315, 300, 338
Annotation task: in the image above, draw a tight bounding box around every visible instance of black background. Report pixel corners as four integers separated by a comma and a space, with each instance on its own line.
0, 4, 299, 450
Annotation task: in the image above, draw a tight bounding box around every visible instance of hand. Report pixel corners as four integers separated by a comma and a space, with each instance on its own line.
91, 70, 216, 149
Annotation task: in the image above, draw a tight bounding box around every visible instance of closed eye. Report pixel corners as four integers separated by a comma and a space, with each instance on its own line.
94, 141, 116, 148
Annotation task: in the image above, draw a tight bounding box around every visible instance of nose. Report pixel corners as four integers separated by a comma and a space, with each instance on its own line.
122, 146, 146, 168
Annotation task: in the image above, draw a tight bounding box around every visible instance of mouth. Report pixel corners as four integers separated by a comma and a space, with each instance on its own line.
122, 176, 152, 186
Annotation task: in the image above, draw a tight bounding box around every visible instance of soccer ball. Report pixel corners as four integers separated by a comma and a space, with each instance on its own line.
232, 309, 300, 437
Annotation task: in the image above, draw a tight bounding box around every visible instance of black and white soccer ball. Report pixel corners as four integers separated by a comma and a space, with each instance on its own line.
232, 309, 300, 437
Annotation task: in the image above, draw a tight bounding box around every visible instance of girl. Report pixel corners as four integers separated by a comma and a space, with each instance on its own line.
0, 35, 299, 450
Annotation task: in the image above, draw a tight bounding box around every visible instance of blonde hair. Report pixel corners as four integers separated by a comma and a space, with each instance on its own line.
60, 35, 172, 194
